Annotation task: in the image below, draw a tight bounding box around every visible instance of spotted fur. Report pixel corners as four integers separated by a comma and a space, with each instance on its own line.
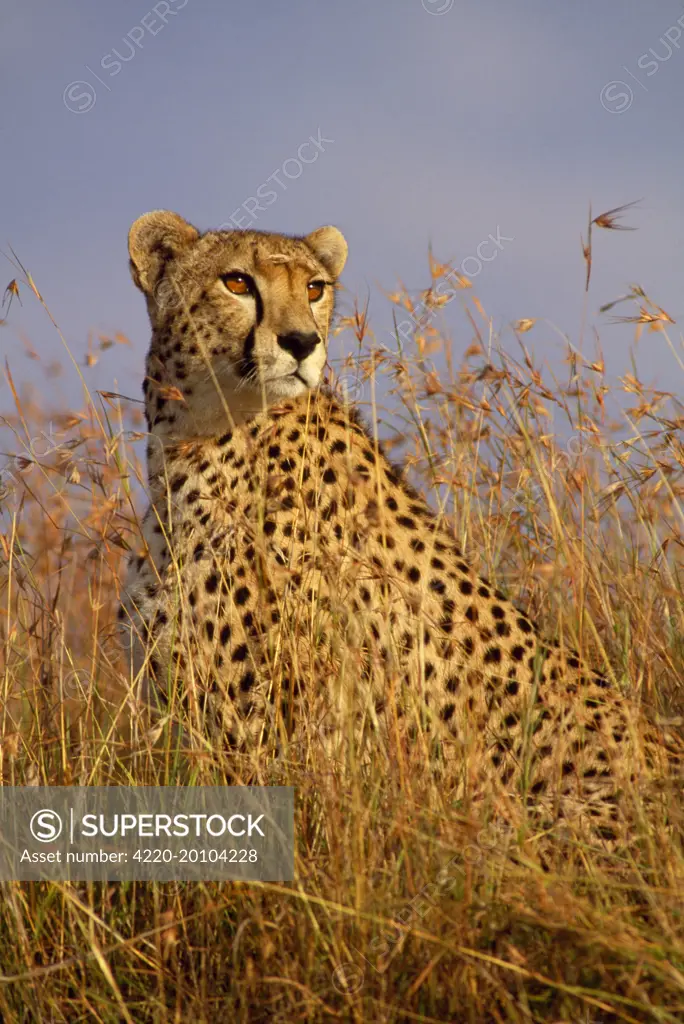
119, 211, 671, 847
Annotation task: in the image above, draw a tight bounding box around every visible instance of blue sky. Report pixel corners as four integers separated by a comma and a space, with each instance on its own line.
2, 0, 683, 422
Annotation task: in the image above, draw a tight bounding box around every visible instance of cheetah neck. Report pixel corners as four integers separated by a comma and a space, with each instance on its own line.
144, 389, 325, 499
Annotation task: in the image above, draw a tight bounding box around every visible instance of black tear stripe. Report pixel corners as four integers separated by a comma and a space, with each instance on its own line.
238, 325, 257, 380
254, 285, 264, 327
236, 283, 262, 380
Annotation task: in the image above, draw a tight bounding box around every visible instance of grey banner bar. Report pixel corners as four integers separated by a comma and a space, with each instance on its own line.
0, 787, 294, 882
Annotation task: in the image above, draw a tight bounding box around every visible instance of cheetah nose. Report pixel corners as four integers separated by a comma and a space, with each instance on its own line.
277, 332, 319, 362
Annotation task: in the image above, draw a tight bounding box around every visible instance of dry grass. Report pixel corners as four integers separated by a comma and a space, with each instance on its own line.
0, 218, 683, 1023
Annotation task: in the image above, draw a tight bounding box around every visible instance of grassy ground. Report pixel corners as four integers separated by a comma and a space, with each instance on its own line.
0, 220, 683, 1022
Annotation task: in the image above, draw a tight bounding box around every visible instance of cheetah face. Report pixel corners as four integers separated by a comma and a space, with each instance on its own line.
128, 211, 347, 419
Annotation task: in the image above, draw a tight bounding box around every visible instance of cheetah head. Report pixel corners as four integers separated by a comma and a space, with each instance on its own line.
128, 211, 347, 425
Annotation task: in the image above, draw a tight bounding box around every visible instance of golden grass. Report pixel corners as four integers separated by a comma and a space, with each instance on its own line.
0, 217, 683, 1022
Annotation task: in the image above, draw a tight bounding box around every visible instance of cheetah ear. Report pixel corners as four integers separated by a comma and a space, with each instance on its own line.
304, 226, 348, 279
128, 211, 200, 294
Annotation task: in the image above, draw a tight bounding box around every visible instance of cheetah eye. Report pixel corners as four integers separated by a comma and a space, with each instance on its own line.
307, 280, 326, 303
221, 273, 254, 296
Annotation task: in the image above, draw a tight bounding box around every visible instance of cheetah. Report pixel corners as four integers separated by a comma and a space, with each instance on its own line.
119, 210, 672, 849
